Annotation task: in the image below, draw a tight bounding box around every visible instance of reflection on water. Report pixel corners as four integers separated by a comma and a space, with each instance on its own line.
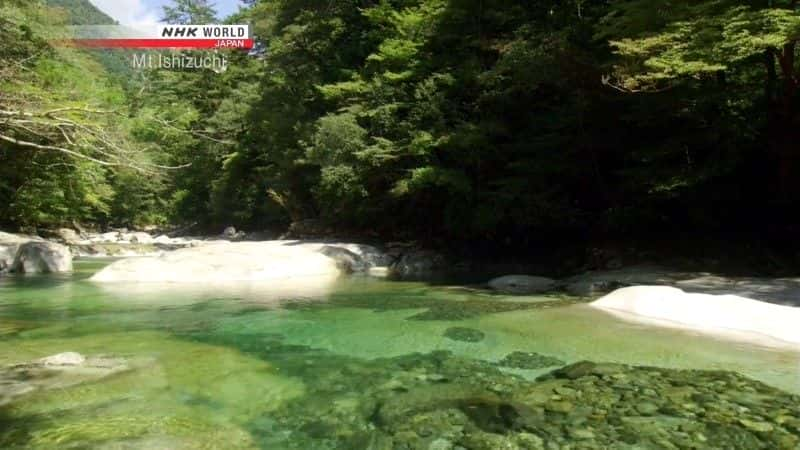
0, 260, 798, 448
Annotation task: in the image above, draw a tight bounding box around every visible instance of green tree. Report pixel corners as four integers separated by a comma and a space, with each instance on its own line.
162, 0, 218, 24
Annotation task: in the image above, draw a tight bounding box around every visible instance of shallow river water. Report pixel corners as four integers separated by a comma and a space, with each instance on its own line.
0, 260, 798, 449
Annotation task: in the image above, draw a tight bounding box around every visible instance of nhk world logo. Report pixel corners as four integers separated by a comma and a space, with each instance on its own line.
58, 25, 254, 50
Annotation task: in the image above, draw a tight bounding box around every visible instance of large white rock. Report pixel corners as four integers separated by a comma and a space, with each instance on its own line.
55, 228, 81, 244
129, 232, 155, 244
90, 241, 342, 283
153, 235, 175, 245
12, 241, 73, 273
591, 286, 800, 346
0, 232, 42, 271
39, 352, 86, 366
0, 245, 15, 272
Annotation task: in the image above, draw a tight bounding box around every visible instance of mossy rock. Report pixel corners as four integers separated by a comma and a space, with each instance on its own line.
496, 351, 564, 370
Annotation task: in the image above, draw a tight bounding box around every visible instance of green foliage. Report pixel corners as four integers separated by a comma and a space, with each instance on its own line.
2, 0, 795, 247
602, 1, 800, 90
44, 0, 115, 25
162, 0, 218, 24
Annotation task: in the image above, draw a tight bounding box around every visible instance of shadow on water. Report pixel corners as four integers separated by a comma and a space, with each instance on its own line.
0, 401, 119, 449
0, 407, 40, 449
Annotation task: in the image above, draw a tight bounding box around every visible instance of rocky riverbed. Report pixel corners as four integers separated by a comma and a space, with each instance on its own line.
185, 336, 800, 450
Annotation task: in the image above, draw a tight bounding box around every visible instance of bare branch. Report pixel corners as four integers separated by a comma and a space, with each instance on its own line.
0, 132, 122, 167
152, 117, 236, 145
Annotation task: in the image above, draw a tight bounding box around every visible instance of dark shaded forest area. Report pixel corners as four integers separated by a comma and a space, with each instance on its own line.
2, 0, 800, 260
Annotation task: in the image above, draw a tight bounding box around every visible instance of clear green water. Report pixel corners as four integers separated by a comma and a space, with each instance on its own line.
0, 260, 798, 449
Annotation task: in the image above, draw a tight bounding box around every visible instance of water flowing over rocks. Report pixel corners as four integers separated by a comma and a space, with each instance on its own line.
591, 285, 800, 345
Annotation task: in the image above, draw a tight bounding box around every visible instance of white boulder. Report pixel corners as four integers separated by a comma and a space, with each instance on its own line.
101, 231, 120, 242
129, 232, 155, 244
488, 275, 556, 294
1, 232, 42, 271
0, 245, 15, 272
12, 241, 73, 273
223, 226, 237, 238
39, 352, 86, 366
90, 241, 342, 283
55, 228, 81, 244
153, 235, 174, 245
591, 286, 800, 345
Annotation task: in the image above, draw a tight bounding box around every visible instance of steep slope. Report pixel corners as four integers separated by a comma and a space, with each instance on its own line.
44, 0, 116, 25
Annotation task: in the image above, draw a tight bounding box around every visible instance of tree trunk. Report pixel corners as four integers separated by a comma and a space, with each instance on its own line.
766, 42, 799, 199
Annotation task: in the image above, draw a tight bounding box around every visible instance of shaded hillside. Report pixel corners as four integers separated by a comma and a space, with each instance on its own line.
44, 0, 133, 81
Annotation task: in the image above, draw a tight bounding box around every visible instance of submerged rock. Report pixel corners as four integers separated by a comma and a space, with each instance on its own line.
443, 327, 486, 343
591, 285, 800, 345
39, 351, 86, 366
0, 352, 130, 406
496, 351, 564, 370
248, 343, 800, 450
488, 275, 556, 294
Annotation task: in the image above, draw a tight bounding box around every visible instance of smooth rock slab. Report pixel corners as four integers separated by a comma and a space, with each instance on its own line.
39, 352, 86, 366
591, 285, 800, 346
90, 241, 343, 283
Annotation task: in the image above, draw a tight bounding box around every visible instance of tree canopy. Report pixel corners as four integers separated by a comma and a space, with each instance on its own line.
2, 0, 799, 252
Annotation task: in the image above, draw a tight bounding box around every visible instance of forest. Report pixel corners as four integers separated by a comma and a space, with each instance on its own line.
4, 3, 800, 448
2, 0, 800, 255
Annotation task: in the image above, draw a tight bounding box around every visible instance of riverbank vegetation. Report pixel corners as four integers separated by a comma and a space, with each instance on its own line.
2, 0, 800, 255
